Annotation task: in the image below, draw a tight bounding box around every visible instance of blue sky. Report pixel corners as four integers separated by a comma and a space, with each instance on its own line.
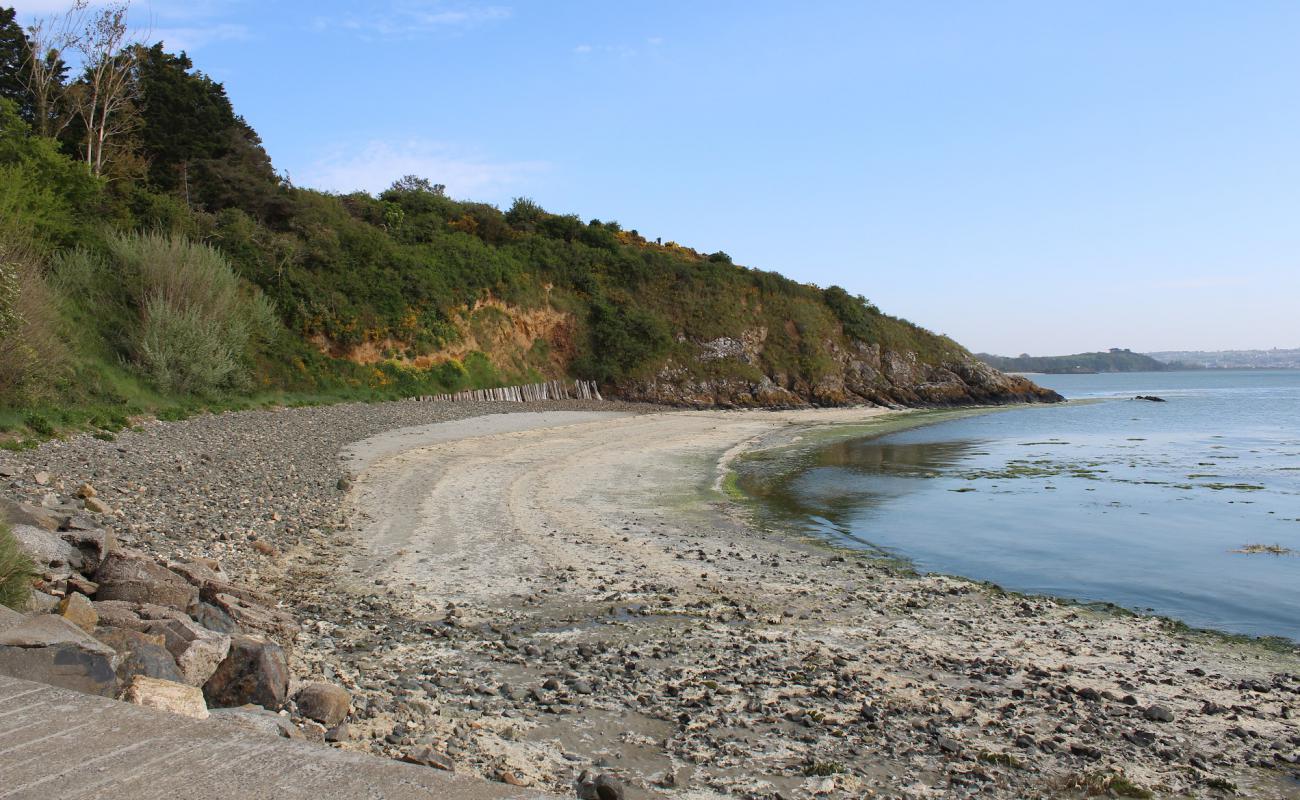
15, 1, 1300, 354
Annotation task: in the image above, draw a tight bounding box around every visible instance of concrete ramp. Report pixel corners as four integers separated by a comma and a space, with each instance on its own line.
0, 675, 557, 800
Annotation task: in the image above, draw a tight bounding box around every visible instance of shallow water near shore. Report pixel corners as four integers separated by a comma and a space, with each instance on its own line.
737, 370, 1300, 641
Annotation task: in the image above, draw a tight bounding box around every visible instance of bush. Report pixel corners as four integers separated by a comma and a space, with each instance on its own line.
0, 522, 36, 610
576, 297, 672, 383
106, 232, 278, 393
0, 238, 67, 404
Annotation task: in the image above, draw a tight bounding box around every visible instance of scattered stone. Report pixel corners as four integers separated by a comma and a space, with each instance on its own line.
83, 496, 112, 515
250, 540, 279, 558
401, 745, 454, 771
576, 770, 625, 800
324, 722, 350, 743
122, 675, 210, 719
33, 470, 49, 486
295, 681, 351, 726
1145, 704, 1175, 723
65, 574, 98, 596
56, 592, 98, 633
203, 634, 289, 709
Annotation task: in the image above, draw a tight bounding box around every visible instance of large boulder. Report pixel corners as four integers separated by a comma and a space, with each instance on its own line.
1, 500, 61, 531
295, 682, 351, 726
206, 592, 298, 647
58, 527, 114, 575
0, 604, 24, 634
10, 524, 81, 575
144, 616, 231, 686
122, 675, 209, 720
191, 602, 239, 634
94, 626, 185, 684
0, 614, 119, 696
93, 550, 197, 612
203, 634, 289, 709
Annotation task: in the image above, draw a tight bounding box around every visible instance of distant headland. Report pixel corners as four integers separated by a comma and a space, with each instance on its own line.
979, 347, 1300, 373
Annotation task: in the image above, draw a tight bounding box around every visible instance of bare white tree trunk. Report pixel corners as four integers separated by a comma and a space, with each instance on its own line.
20, 0, 88, 139
70, 2, 139, 177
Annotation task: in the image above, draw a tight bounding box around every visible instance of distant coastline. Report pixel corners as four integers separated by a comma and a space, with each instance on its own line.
981, 347, 1300, 374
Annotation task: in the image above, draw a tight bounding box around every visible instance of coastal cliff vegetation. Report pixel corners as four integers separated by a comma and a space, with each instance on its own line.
0, 4, 1054, 442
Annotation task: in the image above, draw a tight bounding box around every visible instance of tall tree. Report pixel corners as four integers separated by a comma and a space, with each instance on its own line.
132, 42, 282, 216
135, 44, 236, 194
0, 7, 30, 116
68, 2, 139, 176
18, 1, 85, 139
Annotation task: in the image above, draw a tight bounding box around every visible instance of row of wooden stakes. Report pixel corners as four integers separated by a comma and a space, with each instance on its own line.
411, 379, 603, 404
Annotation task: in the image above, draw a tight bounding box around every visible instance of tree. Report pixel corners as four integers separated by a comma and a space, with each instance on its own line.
135, 44, 236, 194
389, 175, 444, 196
67, 2, 139, 176
0, 7, 30, 115
18, 1, 85, 138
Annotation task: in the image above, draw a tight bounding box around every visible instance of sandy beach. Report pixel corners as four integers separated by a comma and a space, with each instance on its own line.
281, 407, 1300, 799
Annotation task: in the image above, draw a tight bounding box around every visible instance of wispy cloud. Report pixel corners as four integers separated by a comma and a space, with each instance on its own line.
16, 0, 250, 52
315, 2, 511, 39
572, 36, 665, 58
297, 139, 546, 198
150, 23, 249, 52
1143, 275, 1253, 291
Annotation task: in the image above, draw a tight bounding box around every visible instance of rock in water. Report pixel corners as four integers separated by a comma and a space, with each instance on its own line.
122, 675, 209, 719
202, 634, 289, 709
295, 682, 351, 726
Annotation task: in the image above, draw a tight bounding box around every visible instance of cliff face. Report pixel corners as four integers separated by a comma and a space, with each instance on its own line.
613, 334, 1063, 408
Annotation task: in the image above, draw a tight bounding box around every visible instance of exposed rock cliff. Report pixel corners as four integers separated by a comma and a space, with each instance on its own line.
614, 335, 1062, 408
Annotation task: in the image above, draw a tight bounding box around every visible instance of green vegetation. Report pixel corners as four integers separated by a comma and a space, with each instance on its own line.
0, 521, 35, 609
0, 4, 981, 437
978, 349, 1174, 374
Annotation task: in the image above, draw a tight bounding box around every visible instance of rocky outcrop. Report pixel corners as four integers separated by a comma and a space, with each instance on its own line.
615, 337, 1063, 408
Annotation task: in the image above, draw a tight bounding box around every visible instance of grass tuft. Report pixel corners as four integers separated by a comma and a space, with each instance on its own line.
0, 522, 36, 610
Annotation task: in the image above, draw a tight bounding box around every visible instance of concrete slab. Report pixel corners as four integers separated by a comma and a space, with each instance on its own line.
0, 675, 558, 800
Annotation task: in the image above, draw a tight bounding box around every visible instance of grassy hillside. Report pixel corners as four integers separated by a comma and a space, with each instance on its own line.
977, 349, 1172, 374
0, 21, 1049, 444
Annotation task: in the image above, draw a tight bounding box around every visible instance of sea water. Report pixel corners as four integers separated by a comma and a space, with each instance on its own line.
738, 370, 1300, 641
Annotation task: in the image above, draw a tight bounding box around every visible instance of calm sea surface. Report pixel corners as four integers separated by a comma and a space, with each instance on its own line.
738, 370, 1300, 641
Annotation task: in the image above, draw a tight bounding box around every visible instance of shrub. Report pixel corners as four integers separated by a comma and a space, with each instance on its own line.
0, 522, 36, 610
106, 232, 278, 393
0, 239, 67, 404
